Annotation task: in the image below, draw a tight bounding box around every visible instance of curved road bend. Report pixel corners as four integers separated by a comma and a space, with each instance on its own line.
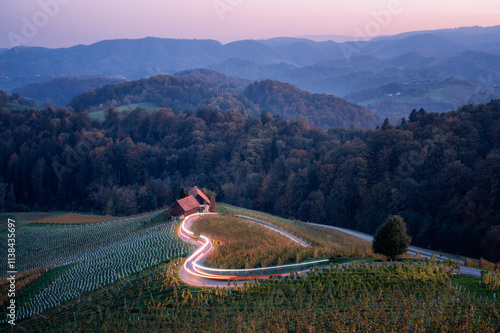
178, 214, 235, 288
308, 223, 483, 278
178, 213, 328, 288
235, 215, 310, 247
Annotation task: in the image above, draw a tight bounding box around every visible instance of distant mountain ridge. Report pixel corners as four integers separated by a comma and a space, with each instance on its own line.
2, 25, 500, 120
13, 77, 125, 106
70, 71, 380, 129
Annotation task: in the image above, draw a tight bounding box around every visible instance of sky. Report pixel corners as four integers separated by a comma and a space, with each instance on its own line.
0, 0, 499, 48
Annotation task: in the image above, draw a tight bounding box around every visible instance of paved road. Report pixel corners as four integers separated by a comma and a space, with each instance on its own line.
236, 215, 310, 247
309, 223, 482, 277
177, 213, 328, 287
178, 215, 483, 289
178, 214, 230, 287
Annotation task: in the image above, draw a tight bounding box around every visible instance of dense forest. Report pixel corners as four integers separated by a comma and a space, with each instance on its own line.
0, 96, 499, 261
69, 73, 379, 129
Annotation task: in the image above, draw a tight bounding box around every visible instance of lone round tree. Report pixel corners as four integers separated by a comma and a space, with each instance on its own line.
372, 215, 411, 260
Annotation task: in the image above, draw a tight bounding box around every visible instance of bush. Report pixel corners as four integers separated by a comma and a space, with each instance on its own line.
372, 215, 411, 260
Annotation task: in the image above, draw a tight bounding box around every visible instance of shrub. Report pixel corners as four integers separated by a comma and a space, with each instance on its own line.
372, 215, 411, 260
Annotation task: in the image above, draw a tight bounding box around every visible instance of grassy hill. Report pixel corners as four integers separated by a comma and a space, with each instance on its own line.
90, 102, 161, 120
345, 79, 500, 120
2, 206, 498, 331
0, 209, 191, 324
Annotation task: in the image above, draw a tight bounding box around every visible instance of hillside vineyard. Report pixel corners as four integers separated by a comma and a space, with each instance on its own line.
0, 99, 499, 261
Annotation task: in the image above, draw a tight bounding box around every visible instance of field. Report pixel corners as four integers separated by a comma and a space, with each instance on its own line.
0, 212, 68, 237
1, 206, 499, 331
0, 210, 192, 324
10, 260, 499, 332
4, 103, 30, 111
29, 209, 166, 225
192, 214, 382, 270
220, 204, 380, 259
354, 81, 500, 119
192, 215, 317, 269
29, 212, 115, 225
90, 102, 160, 120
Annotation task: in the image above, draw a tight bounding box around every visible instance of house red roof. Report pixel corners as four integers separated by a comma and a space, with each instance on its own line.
188, 186, 211, 205
176, 195, 201, 212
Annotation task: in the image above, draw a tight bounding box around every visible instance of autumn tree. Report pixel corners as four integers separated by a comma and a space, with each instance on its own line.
372, 215, 411, 260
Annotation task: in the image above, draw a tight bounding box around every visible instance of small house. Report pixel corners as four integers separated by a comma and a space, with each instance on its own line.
189, 186, 211, 206
169, 186, 216, 217
169, 195, 201, 217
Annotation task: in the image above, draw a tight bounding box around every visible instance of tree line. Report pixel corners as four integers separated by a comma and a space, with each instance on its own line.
69, 75, 379, 129
0, 98, 499, 260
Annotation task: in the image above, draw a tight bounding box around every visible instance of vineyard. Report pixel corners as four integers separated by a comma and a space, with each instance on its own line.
2, 206, 499, 331
11, 260, 499, 332
482, 271, 500, 291
191, 215, 316, 269
0, 264, 55, 308
0, 210, 193, 324
220, 204, 380, 259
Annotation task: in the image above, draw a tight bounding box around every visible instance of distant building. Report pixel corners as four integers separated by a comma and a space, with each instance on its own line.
169, 186, 216, 217
189, 186, 211, 206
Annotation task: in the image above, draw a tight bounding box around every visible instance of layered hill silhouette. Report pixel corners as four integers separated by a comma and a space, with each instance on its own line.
13, 77, 125, 106
2, 26, 500, 119
70, 70, 380, 129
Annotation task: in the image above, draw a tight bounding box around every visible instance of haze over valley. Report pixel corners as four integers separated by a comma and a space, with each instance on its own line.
2, 26, 500, 121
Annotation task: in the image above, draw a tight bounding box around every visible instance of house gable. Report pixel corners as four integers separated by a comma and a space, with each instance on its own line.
188, 186, 211, 205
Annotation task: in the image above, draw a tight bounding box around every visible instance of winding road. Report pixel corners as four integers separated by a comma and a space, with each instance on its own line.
178, 213, 329, 287
308, 223, 483, 277
177, 213, 484, 288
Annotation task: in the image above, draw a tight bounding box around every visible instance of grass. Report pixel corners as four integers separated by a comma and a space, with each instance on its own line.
2, 206, 498, 331
90, 102, 160, 120
221, 204, 478, 264
0, 211, 69, 237
7, 264, 73, 306
453, 275, 499, 300
5, 103, 30, 111
221, 203, 380, 259
30, 212, 116, 225
11, 260, 498, 332
0, 209, 190, 322
192, 215, 315, 269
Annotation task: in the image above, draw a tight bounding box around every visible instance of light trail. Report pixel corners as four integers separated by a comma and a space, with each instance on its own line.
193, 258, 329, 273
178, 213, 329, 282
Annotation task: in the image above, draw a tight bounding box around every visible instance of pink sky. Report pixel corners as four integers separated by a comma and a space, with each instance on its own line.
1, 0, 499, 48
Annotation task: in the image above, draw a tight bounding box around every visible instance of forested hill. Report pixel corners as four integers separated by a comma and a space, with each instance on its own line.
69, 72, 248, 112
70, 73, 379, 129
1, 98, 499, 260
242, 80, 379, 129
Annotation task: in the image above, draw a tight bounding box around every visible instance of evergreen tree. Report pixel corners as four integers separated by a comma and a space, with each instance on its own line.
399, 117, 408, 130
408, 109, 418, 122
381, 118, 392, 130
372, 215, 411, 260
0, 90, 8, 108
178, 187, 188, 199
